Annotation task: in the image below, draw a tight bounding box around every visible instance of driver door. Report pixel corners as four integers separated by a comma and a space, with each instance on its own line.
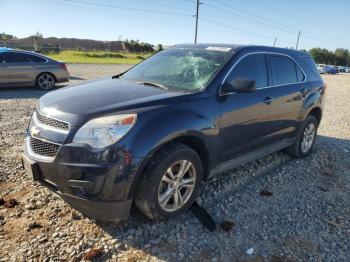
219, 53, 275, 162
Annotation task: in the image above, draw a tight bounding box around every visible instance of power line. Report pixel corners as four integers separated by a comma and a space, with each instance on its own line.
45, 0, 347, 49
61, 0, 193, 17
203, 2, 297, 35
211, 0, 297, 32
137, 0, 190, 12
201, 17, 273, 40
178, 0, 196, 3
46, 0, 193, 28
45, 0, 271, 43
210, 0, 348, 45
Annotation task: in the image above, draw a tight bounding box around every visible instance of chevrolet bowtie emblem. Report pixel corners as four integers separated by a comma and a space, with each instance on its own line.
30, 126, 40, 137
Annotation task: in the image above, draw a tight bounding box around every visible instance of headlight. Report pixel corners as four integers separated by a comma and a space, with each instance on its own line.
72, 114, 137, 149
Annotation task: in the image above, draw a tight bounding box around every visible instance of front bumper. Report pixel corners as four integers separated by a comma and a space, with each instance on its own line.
22, 140, 141, 221
61, 193, 132, 221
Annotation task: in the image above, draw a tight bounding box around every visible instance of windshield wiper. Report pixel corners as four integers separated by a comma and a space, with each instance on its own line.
112, 72, 125, 79
135, 80, 168, 90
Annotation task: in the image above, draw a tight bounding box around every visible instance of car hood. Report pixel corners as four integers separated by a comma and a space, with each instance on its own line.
38, 78, 185, 126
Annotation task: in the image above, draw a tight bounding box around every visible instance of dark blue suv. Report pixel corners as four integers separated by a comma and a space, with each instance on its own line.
22, 44, 325, 221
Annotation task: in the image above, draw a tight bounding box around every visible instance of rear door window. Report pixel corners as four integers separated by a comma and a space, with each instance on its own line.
10, 53, 31, 63
270, 55, 298, 85
226, 53, 268, 89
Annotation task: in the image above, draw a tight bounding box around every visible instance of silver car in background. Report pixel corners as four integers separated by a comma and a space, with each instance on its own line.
0, 48, 69, 90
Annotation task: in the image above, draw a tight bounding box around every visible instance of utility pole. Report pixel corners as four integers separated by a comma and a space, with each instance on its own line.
33, 35, 37, 51
194, 0, 200, 44
296, 30, 301, 50
273, 37, 277, 47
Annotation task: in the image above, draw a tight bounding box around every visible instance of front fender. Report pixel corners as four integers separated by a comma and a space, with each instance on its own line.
122, 105, 219, 199
127, 107, 218, 158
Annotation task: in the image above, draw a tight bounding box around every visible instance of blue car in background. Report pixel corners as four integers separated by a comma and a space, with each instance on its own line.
324, 66, 337, 74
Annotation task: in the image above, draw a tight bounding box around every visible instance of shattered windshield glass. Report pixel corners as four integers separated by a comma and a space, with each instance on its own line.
121, 48, 232, 92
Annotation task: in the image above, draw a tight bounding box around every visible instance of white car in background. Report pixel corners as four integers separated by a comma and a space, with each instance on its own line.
317, 64, 325, 74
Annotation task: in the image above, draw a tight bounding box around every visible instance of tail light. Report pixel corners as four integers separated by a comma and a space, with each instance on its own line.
60, 63, 68, 71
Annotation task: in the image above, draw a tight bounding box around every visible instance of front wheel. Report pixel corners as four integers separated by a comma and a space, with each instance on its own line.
286, 115, 318, 158
135, 143, 203, 220
36, 73, 56, 90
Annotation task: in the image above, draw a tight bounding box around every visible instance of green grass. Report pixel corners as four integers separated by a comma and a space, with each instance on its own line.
47, 50, 153, 64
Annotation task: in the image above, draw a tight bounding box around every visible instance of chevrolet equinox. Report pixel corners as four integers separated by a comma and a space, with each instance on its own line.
22, 44, 325, 221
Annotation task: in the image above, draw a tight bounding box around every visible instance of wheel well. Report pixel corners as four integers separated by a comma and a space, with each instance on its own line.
140, 136, 210, 182
129, 135, 210, 199
308, 107, 322, 124
172, 136, 209, 179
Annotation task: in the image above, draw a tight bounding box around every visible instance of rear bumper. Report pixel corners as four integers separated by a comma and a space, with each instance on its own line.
55, 70, 69, 83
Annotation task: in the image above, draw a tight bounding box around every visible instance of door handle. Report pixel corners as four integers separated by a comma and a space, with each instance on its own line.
263, 96, 273, 105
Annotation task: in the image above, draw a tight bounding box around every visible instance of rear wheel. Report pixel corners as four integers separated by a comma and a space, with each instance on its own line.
36, 73, 56, 90
286, 115, 318, 158
135, 143, 203, 220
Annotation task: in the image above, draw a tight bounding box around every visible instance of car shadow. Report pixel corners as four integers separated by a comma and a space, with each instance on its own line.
0, 75, 86, 100
93, 134, 349, 261
69, 76, 86, 80
0, 84, 69, 99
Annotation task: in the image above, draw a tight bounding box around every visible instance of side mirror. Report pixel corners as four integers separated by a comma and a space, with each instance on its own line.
221, 77, 257, 94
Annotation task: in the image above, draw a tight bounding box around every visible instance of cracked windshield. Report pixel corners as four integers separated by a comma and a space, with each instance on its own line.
122, 48, 232, 92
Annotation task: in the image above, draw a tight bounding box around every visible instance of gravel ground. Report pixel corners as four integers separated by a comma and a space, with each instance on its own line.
0, 64, 349, 261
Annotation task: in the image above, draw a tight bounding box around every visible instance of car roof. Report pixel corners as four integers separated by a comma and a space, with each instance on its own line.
171, 43, 244, 51
1, 49, 53, 60
0, 47, 14, 52
171, 44, 310, 58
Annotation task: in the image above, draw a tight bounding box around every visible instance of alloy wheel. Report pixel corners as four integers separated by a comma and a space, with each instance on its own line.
38, 74, 55, 90
158, 160, 196, 212
301, 122, 316, 153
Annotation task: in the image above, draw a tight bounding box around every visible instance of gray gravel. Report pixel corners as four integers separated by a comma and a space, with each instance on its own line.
0, 65, 349, 261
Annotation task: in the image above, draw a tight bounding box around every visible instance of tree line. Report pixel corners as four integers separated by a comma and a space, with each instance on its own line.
308, 48, 350, 66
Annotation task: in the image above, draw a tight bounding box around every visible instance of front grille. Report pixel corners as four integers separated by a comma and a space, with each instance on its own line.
29, 137, 60, 157
36, 111, 69, 131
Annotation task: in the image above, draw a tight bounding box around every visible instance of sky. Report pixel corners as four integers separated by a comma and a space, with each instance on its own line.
1, 0, 349, 51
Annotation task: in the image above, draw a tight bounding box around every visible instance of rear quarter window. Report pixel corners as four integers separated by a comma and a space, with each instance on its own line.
296, 57, 321, 81
28, 54, 47, 63
296, 64, 305, 82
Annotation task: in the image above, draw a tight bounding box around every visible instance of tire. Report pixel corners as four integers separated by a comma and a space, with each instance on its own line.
36, 73, 56, 90
135, 143, 203, 220
286, 115, 318, 158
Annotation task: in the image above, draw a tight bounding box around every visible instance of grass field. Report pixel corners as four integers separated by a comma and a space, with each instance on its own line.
47, 50, 153, 64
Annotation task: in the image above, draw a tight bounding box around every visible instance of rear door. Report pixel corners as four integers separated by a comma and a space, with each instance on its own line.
219, 53, 275, 161
0, 52, 11, 84
8, 52, 37, 84
267, 54, 306, 142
